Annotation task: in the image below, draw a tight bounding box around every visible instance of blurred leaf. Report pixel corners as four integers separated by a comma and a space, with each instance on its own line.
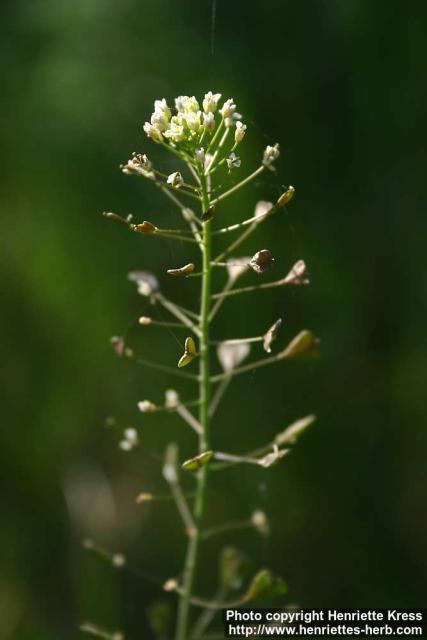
182, 450, 213, 471
146, 600, 172, 640
242, 569, 287, 603
219, 546, 247, 591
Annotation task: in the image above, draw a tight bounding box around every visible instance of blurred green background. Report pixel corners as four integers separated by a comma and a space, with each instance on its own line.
1, 0, 427, 638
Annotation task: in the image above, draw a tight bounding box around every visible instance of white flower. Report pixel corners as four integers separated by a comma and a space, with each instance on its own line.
195, 148, 205, 165
150, 110, 168, 132
154, 98, 171, 120
163, 120, 185, 142
125, 427, 138, 443
220, 98, 236, 119
202, 112, 216, 132
226, 152, 241, 170
262, 143, 280, 167
119, 427, 139, 451
181, 110, 202, 132
143, 121, 163, 142
128, 271, 159, 297
150, 99, 171, 132
175, 95, 199, 113
138, 400, 157, 413
203, 91, 221, 113
235, 121, 247, 143
167, 171, 184, 189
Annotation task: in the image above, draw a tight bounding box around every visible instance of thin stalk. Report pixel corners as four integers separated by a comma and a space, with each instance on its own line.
212, 203, 276, 236
208, 376, 232, 418
210, 352, 281, 382
156, 293, 201, 336
205, 126, 229, 174
133, 355, 199, 381
210, 336, 262, 345
154, 231, 198, 243
208, 277, 234, 322
175, 171, 212, 640
211, 277, 290, 300
201, 519, 253, 540
156, 183, 203, 246
214, 220, 257, 263
209, 165, 265, 205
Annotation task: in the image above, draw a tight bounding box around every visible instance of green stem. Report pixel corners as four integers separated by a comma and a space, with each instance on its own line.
175, 171, 212, 640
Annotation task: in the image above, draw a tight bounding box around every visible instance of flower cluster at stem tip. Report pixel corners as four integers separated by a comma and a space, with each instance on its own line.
137, 91, 277, 175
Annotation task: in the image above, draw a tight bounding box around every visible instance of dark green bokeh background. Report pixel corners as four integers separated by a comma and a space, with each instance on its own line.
1, 1, 427, 638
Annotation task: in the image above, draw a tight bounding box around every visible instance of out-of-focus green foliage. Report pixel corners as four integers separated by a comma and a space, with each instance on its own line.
1, 0, 427, 638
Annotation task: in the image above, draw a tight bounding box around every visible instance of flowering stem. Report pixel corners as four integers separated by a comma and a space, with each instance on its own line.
175, 170, 212, 640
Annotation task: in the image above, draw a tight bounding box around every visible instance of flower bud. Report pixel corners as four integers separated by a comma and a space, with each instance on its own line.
165, 389, 180, 409
143, 121, 163, 142
138, 316, 152, 325
138, 400, 157, 413
163, 578, 178, 592
203, 91, 222, 113
235, 121, 247, 143
262, 143, 280, 168
220, 98, 236, 119
203, 112, 215, 132
195, 147, 205, 165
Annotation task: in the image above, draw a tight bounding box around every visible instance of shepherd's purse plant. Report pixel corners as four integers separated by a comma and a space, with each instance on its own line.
90, 92, 317, 640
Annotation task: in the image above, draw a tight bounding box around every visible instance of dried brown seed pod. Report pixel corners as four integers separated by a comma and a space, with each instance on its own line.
276, 185, 295, 208
250, 249, 275, 274
167, 263, 195, 277
263, 318, 283, 353
133, 220, 157, 234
